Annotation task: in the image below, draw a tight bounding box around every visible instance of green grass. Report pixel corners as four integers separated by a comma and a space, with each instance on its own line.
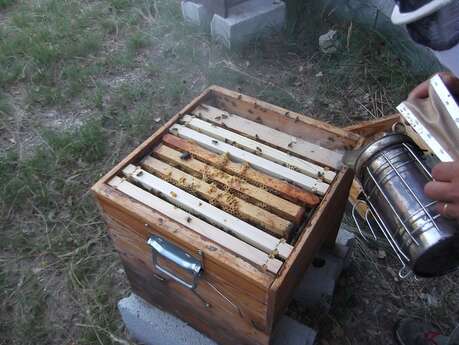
126, 30, 152, 52
0, 115, 120, 344
257, 87, 302, 113
0, 0, 158, 107
319, 29, 417, 94
0, 92, 12, 120
0, 0, 15, 8
0, 1, 100, 101
0, 138, 106, 294
311, 28, 419, 124
0, 3, 190, 342
11, 275, 49, 344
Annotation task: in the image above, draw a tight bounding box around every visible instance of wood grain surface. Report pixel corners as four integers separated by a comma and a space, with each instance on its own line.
152, 144, 305, 223
162, 134, 321, 206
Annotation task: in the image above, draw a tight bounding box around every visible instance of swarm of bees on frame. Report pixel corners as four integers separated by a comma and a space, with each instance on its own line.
221, 191, 240, 216
239, 161, 250, 176
163, 170, 201, 197
216, 152, 230, 169
285, 163, 300, 172
204, 183, 241, 217
156, 149, 282, 222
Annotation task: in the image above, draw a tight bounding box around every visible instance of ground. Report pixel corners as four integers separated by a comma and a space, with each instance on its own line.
0, 1, 457, 345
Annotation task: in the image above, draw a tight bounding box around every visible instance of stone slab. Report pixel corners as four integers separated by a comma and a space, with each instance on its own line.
210, 0, 286, 48
186, 0, 247, 18
335, 225, 355, 269
181, 1, 212, 27
336, 224, 356, 248
119, 294, 316, 345
293, 249, 343, 311
272, 316, 317, 345
293, 225, 355, 311
118, 294, 215, 345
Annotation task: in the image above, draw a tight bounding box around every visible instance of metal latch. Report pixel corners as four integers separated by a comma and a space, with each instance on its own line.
147, 235, 203, 290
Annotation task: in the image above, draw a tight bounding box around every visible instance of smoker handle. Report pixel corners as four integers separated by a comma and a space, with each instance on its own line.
351, 200, 377, 241
352, 200, 414, 279
147, 235, 202, 290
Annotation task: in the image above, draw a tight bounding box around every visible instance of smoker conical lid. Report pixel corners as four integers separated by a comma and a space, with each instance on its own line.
354, 133, 414, 179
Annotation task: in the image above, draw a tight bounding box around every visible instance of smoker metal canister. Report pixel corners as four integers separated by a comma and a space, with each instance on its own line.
355, 133, 459, 277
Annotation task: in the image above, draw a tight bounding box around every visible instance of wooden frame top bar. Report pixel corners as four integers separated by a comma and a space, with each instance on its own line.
152, 144, 305, 223
192, 104, 343, 170
122, 164, 293, 260
181, 114, 336, 183
108, 176, 283, 274
170, 124, 330, 196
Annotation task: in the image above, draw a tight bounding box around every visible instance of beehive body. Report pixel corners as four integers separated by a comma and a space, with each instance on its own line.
92, 86, 358, 345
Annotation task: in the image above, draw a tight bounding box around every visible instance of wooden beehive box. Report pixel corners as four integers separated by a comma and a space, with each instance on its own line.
92, 86, 361, 345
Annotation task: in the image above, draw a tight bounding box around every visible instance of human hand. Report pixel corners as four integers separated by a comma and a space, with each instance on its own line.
424, 162, 459, 221
408, 71, 459, 101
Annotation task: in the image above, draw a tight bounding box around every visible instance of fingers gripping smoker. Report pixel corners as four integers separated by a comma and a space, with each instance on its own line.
352, 133, 459, 278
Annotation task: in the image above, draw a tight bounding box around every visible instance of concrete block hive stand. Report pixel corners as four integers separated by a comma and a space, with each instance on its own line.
119, 295, 317, 345
118, 225, 355, 345
181, 0, 286, 48
181, 1, 213, 27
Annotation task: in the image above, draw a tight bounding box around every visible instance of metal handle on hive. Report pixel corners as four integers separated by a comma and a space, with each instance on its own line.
147, 235, 203, 290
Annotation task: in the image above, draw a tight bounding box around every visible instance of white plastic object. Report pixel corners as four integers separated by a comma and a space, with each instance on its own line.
391, 0, 454, 25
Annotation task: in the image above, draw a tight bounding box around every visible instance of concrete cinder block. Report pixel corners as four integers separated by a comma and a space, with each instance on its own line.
272, 316, 317, 345
119, 294, 316, 345
211, 0, 286, 48
118, 294, 216, 345
181, 1, 212, 27
335, 224, 356, 269
293, 250, 344, 311
186, 0, 248, 18
293, 225, 355, 311
336, 224, 356, 248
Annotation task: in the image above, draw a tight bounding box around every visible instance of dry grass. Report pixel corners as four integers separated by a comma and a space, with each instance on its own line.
1, 1, 455, 345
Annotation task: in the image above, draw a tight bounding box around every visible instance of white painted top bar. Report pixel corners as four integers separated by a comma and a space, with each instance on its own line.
121, 165, 293, 259
193, 104, 342, 170
108, 176, 283, 274
170, 124, 330, 196
182, 115, 335, 183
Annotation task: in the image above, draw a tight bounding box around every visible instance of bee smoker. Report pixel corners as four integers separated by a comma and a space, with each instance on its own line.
352, 133, 459, 278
